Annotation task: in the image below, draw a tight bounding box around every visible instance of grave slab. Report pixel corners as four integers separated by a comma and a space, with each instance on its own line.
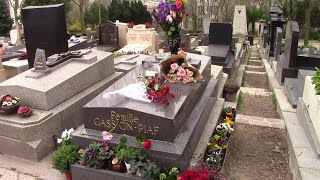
0, 50, 114, 110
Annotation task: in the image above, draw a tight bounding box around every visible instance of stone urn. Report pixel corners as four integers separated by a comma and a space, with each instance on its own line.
223, 80, 240, 102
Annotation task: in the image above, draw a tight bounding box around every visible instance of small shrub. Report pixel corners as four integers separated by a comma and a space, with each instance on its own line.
68, 21, 82, 33
312, 67, 320, 95
52, 144, 79, 173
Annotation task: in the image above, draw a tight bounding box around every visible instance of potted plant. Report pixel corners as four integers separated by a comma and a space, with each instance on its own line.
223, 80, 240, 102
159, 167, 181, 180
52, 128, 79, 180
152, 0, 188, 54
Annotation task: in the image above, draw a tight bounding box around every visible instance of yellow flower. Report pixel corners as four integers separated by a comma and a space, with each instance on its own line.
226, 117, 234, 126
214, 144, 220, 149
207, 142, 212, 146
214, 134, 220, 140
182, 0, 188, 3
226, 111, 233, 116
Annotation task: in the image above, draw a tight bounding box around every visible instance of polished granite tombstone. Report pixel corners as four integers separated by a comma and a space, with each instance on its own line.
276, 21, 299, 84
203, 23, 235, 76
72, 53, 224, 170
276, 21, 320, 84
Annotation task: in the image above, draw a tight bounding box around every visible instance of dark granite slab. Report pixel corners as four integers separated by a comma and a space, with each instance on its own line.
283, 21, 299, 68
209, 22, 233, 45
296, 55, 320, 68
71, 164, 143, 180
82, 57, 211, 142
72, 76, 222, 170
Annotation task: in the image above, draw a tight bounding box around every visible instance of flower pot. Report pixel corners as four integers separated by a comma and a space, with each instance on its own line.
168, 34, 181, 55
65, 171, 72, 180
0, 94, 20, 114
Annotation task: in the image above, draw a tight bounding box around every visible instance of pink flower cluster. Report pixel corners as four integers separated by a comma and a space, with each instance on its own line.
167, 63, 194, 83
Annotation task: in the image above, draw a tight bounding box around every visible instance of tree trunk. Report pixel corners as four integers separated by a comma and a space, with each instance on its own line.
80, 5, 84, 33
14, 0, 21, 45
303, 0, 312, 45
192, 16, 197, 32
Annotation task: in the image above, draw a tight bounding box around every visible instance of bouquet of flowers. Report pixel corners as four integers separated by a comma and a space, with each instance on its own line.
0, 95, 20, 114
160, 53, 203, 84
144, 74, 175, 106
152, 0, 187, 36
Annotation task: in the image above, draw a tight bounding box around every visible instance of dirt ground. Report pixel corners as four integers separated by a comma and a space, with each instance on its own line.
243, 74, 269, 90
238, 94, 280, 119
247, 61, 263, 66
246, 66, 264, 72
223, 124, 291, 180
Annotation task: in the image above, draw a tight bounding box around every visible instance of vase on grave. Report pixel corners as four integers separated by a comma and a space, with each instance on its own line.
168, 34, 181, 55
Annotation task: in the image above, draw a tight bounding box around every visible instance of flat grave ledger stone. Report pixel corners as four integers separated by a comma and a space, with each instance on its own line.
72, 53, 220, 170
2, 59, 29, 79
22, 4, 69, 68
0, 50, 122, 161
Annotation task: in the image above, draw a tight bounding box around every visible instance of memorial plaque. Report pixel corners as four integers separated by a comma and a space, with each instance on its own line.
209, 22, 233, 45
33, 48, 46, 71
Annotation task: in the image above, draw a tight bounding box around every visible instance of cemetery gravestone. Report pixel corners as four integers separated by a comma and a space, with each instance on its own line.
203, 22, 236, 76
276, 21, 299, 84
22, 4, 69, 68
72, 53, 224, 170
203, 14, 211, 35
97, 21, 120, 52
233, 5, 247, 36
269, 27, 282, 67
268, 6, 286, 56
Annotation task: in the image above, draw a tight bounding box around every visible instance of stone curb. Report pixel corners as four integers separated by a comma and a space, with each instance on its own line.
245, 71, 266, 75
240, 87, 272, 96
236, 114, 285, 129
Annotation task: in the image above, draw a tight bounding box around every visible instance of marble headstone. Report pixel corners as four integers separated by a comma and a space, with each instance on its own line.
203, 14, 211, 35
233, 5, 248, 36
99, 21, 119, 47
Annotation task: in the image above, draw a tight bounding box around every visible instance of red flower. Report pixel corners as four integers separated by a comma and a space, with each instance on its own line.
178, 170, 209, 180
18, 106, 32, 117
143, 140, 151, 149
176, 0, 182, 9
5, 97, 12, 102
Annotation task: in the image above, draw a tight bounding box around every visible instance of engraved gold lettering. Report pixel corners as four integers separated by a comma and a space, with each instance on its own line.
154, 126, 159, 135
94, 118, 100, 126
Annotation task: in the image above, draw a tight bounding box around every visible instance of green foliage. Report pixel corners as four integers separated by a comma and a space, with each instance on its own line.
0, 0, 13, 36
246, 5, 269, 33
159, 167, 181, 180
79, 142, 114, 168
128, 155, 160, 179
272, 92, 277, 106
84, 2, 108, 26
115, 136, 141, 162
68, 21, 82, 33
312, 68, 320, 95
22, 0, 72, 16
52, 144, 79, 173
301, 44, 318, 50
107, 0, 152, 24
237, 91, 243, 110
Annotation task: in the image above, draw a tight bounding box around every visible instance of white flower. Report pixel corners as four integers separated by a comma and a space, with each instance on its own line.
6, 102, 12, 106
67, 128, 74, 135
57, 138, 62, 144
166, 15, 173, 24
12, 100, 17, 104
2, 102, 7, 106
61, 129, 68, 139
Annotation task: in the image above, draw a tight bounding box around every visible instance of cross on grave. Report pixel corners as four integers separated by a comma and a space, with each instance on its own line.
46, 50, 85, 67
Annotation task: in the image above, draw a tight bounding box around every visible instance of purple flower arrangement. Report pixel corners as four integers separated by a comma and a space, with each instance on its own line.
152, 0, 187, 36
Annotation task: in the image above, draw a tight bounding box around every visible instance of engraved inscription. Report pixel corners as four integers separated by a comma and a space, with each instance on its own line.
93, 111, 160, 135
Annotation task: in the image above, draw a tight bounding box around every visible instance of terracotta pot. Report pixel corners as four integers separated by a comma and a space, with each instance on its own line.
65, 171, 72, 180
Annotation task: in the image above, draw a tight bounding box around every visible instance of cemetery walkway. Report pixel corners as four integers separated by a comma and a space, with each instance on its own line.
224, 45, 291, 179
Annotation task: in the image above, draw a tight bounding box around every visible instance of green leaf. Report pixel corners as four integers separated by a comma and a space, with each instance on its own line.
170, 26, 175, 32
167, 31, 172, 36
